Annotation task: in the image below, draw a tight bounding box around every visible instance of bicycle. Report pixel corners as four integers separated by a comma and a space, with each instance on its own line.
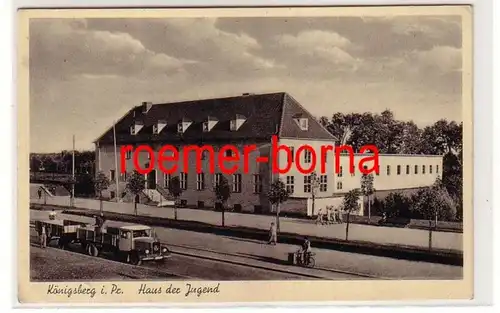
295, 251, 316, 268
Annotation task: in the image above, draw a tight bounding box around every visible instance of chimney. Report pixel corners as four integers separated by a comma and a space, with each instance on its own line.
142, 101, 153, 114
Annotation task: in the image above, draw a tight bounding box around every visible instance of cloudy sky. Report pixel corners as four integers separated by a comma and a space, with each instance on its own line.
29, 15, 462, 153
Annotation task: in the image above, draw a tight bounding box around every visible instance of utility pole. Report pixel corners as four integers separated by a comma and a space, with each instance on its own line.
113, 122, 120, 205
71, 135, 75, 207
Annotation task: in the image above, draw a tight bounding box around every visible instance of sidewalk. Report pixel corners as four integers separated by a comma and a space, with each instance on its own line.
31, 196, 463, 252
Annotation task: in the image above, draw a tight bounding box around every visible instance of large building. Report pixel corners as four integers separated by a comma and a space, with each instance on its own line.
94, 92, 443, 216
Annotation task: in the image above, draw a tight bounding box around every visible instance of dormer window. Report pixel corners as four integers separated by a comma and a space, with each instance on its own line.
130, 121, 144, 135
293, 114, 309, 131
177, 118, 192, 134
203, 116, 218, 132
299, 118, 308, 130
154, 120, 167, 135
230, 114, 246, 131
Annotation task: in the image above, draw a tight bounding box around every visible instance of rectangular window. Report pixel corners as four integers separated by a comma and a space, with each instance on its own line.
319, 175, 327, 192
289, 147, 295, 163
180, 172, 188, 190
125, 150, 132, 160
337, 182, 343, 190
110, 170, 115, 181
436, 165, 439, 174
286, 176, 295, 194
304, 175, 312, 193
338, 166, 343, 177
422, 165, 426, 174
177, 123, 183, 133
406, 165, 410, 175
214, 173, 222, 188
430, 165, 433, 174
414, 165, 418, 174
232, 174, 242, 193
164, 174, 171, 188
130, 125, 135, 135
120, 172, 128, 182
153, 124, 158, 134
397, 165, 401, 175
252, 174, 262, 194
387, 165, 391, 176
196, 173, 205, 190
304, 150, 312, 164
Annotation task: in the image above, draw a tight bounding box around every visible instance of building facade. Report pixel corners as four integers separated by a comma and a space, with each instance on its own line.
94, 92, 443, 217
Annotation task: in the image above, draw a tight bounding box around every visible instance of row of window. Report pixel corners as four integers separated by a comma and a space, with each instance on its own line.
337, 164, 440, 177
285, 174, 328, 194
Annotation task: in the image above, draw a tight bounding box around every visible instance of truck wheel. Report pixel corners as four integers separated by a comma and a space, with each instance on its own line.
129, 252, 142, 266
87, 244, 99, 257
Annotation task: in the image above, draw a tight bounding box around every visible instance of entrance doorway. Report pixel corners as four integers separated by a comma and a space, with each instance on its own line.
146, 169, 157, 189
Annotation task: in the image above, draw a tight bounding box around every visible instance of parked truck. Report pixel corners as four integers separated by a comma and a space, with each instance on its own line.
76, 221, 171, 265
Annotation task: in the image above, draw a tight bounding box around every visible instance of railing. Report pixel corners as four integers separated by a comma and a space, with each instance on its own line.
30, 171, 79, 183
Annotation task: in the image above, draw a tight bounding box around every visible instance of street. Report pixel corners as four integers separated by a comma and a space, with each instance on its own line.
30, 209, 462, 280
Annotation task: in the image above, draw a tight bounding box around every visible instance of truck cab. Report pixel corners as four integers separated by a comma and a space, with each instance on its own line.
115, 225, 170, 265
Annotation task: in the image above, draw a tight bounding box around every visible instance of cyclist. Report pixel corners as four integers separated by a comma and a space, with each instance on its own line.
298, 237, 311, 264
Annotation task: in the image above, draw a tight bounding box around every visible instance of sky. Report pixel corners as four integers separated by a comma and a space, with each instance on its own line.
29, 15, 463, 153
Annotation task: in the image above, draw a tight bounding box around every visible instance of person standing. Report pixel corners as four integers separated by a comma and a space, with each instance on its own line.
268, 222, 277, 245
37, 188, 42, 200
40, 225, 47, 249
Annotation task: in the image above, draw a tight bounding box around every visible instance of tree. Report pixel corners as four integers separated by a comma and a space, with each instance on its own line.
30, 155, 42, 172
309, 172, 321, 216
215, 175, 231, 227
267, 179, 290, 233
342, 188, 361, 241
94, 171, 110, 214
126, 170, 146, 216
383, 192, 411, 219
360, 173, 375, 220
411, 179, 457, 249
168, 176, 182, 220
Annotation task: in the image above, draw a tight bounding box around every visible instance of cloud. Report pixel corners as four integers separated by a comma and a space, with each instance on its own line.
276, 30, 360, 67
160, 18, 277, 73
411, 45, 462, 72
29, 19, 195, 80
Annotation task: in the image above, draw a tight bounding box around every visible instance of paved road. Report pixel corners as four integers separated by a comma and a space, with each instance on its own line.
30, 210, 462, 280
30, 243, 180, 281
32, 196, 463, 251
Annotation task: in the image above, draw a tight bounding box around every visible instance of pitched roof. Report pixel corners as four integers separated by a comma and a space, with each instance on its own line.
95, 92, 336, 145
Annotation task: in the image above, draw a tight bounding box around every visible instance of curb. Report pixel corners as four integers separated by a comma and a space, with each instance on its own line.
166, 243, 385, 280
170, 249, 337, 280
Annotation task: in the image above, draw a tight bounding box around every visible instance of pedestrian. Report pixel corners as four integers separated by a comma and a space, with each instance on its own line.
332, 208, 337, 224
337, 207, 344, 224
326, 206, 332, 225
37, 188, 42, 200
316, 209, 324, 225
268, 222, 277, 245
40, 225, 47, 248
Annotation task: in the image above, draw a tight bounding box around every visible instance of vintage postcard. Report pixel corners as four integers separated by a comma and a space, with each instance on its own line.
17, 5, 473, 305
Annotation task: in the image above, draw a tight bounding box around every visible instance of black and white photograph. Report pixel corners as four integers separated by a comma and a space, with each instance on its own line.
18, 6, 473, 303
